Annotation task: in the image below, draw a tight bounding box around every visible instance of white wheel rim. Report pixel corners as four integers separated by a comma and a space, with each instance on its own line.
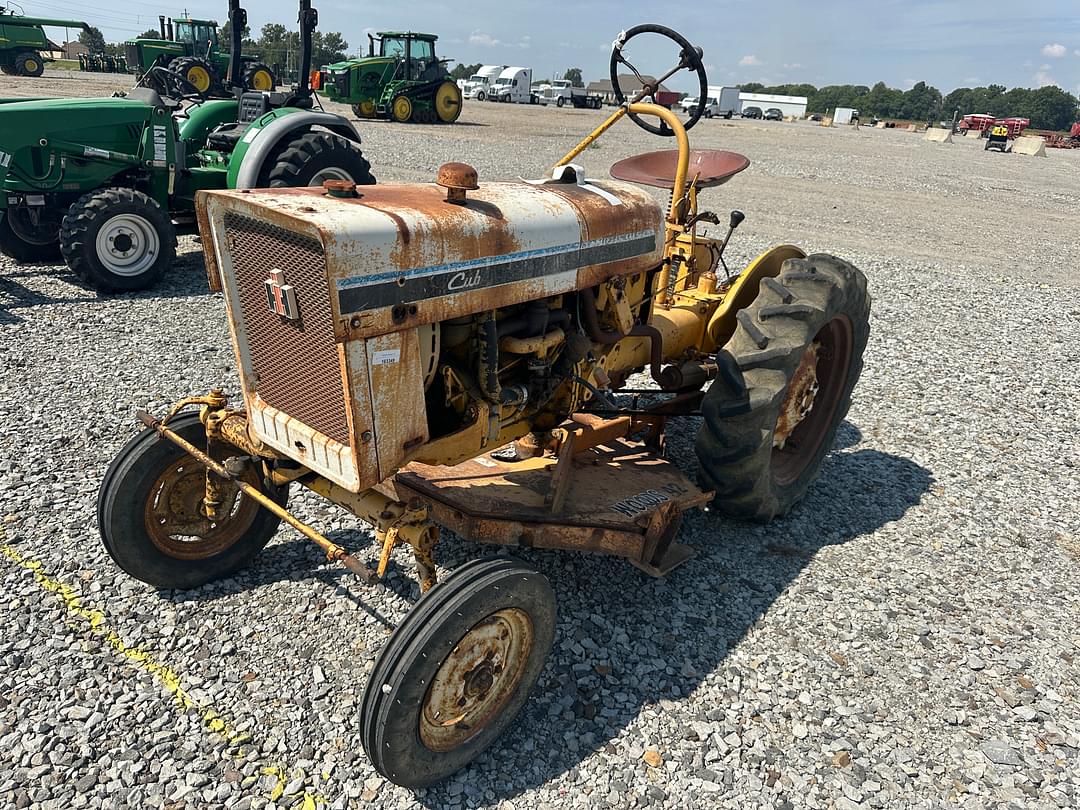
309, 168, 354, 186
95, 214, 160, 277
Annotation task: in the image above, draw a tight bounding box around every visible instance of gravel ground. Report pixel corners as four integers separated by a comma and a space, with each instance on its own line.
1, 70, 1079, 810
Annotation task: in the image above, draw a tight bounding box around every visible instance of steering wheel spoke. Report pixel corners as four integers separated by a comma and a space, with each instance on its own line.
609, 24, 709, 136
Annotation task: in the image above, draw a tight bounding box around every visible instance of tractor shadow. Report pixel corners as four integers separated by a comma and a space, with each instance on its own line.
412, 439, 932, 804
0, 254, 214, 324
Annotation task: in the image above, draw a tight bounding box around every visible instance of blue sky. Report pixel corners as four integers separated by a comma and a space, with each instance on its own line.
28, 0, 1080, 95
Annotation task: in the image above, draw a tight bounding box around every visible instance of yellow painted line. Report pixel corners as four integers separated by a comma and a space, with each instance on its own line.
0, 535, 328, 807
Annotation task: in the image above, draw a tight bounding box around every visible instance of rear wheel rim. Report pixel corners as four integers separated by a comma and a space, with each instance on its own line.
8, 208, 57, 245
25, 58, 39, 73
419, 607, 534, 753
95, 213, 160, 277
187, 66, 211, 92
251, 69, 273, 90
393, 96, 412, 121
143, 456, 262, 560
308, 167, 354, 186
771, 315, 854, 486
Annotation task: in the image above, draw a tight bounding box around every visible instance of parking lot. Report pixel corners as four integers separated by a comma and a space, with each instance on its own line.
1, 70, 1079, 809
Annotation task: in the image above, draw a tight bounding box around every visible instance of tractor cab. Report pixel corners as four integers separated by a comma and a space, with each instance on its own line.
372, 32, 445, 82
172, 17, 220, 57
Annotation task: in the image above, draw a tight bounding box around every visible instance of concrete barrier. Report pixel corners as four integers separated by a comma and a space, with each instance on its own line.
965, 129, 983, 139
875, 121, 886, 128
820, 116, 833, 127
1011, 136, 1047, 156
923, 128, 953, 143
905, 124, 917, 132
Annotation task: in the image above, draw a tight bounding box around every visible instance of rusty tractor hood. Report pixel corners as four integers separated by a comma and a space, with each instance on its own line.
199, 176, 664, 341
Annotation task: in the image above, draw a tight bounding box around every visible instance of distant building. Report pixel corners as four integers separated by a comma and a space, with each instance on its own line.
586, 74, 671, 105
738, 92, 808, 118
63, 41, 89, 59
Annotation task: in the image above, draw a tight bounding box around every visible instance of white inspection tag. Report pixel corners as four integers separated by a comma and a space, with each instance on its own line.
371, 349, 401, 366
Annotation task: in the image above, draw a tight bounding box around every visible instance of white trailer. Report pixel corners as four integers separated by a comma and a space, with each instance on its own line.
679, 85, 740, 119
833, 107, 859, 125
487, 67, 536, 104
461, 65, 505, 101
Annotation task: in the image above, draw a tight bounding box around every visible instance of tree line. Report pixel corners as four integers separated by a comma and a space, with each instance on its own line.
740, 81, 1079, 131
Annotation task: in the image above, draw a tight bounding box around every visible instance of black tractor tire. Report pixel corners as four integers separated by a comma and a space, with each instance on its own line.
0, 209, 62, 263
696, 254, 870, 520
14, 51, 45, 77
242, 61, 276, 92
1, 65, 16, 76
168, 56, 219, 95
259, 130, 376, 188
361, 556, 556, 787
98, 413, 288, 590
59, 187, 177, 293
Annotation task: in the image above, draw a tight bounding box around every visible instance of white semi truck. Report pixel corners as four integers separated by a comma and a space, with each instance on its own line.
538, 79, 603, 109
487, 66, 537, 104
461, 65, 506, 101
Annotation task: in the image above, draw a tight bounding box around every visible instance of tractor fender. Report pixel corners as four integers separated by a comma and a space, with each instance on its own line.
229, 109, 361, 189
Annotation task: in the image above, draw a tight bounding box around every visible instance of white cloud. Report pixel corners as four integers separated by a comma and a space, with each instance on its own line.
782, 62, 803, 70
1041, 43, 1067, 58
469, 31, 502, 47
1034, 70, 1059, 87
739, 54, 761, 66
518, 35, 531, 49
902, 78, 917, 90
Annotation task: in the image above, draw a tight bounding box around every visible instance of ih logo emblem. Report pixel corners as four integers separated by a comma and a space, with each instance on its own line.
265, 269, 298, 319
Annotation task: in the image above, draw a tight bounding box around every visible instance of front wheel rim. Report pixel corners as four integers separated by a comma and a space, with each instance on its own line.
95, 213, 160, 276
188, 66, 211, 92
771, 315, 854, 486
419, 607, 534, 753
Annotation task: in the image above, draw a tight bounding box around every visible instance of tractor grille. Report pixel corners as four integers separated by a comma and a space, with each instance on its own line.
222, 213, 350, 447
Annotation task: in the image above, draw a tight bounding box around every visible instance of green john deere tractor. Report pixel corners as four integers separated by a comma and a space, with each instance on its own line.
317, 31, 463, 124
124, 11, 275, 95
0, 5, 88, 77
0, 0, 375, 292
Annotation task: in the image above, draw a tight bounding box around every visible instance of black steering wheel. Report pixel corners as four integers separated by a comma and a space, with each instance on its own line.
138, 65, 207, 102
610, 23, 709, 136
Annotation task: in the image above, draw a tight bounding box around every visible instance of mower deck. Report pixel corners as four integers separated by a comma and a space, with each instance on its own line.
391, 428, 711, 576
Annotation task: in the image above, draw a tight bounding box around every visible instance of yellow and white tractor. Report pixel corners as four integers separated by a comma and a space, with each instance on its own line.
98, 23, 870, 787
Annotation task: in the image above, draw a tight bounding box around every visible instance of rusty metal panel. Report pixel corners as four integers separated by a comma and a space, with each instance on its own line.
395, 437, 709, 532
343, 339, 380, 491
365, 329, 429, 482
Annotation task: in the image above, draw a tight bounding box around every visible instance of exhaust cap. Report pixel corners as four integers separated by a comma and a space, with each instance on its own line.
436, 162, 479, 204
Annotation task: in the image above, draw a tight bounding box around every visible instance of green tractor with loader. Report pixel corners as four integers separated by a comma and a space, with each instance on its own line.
316, 31, 463, 123
123, 11, 276, 95
0, 0, 375, 292
0, 5, 88, 77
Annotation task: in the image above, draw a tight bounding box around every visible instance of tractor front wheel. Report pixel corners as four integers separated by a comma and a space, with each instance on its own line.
391, 94, 414, 122
59, 188, 177, 292
14, 51, 44, 77
98, 413, 288, 590
361, 556, 555, 787
696, 254, 870, 520
259, 130, 376, 188
0, 207, 62, 263
242, 62, 276, 92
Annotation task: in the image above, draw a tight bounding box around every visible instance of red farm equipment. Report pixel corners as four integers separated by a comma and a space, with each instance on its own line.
1045, 122, 1080, 149
957, 114, 1030, 139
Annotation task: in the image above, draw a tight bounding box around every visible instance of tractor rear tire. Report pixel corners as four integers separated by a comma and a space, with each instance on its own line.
98, 413, 288, 590
1, 65, 16, 76
59, 188, 177, 293
696, 254, 870, 520
242, 62, 276, 92
169, 56, 219, 95
14, 51, 44, 77
0, 208, 62, 263
260, 130, 376, 188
